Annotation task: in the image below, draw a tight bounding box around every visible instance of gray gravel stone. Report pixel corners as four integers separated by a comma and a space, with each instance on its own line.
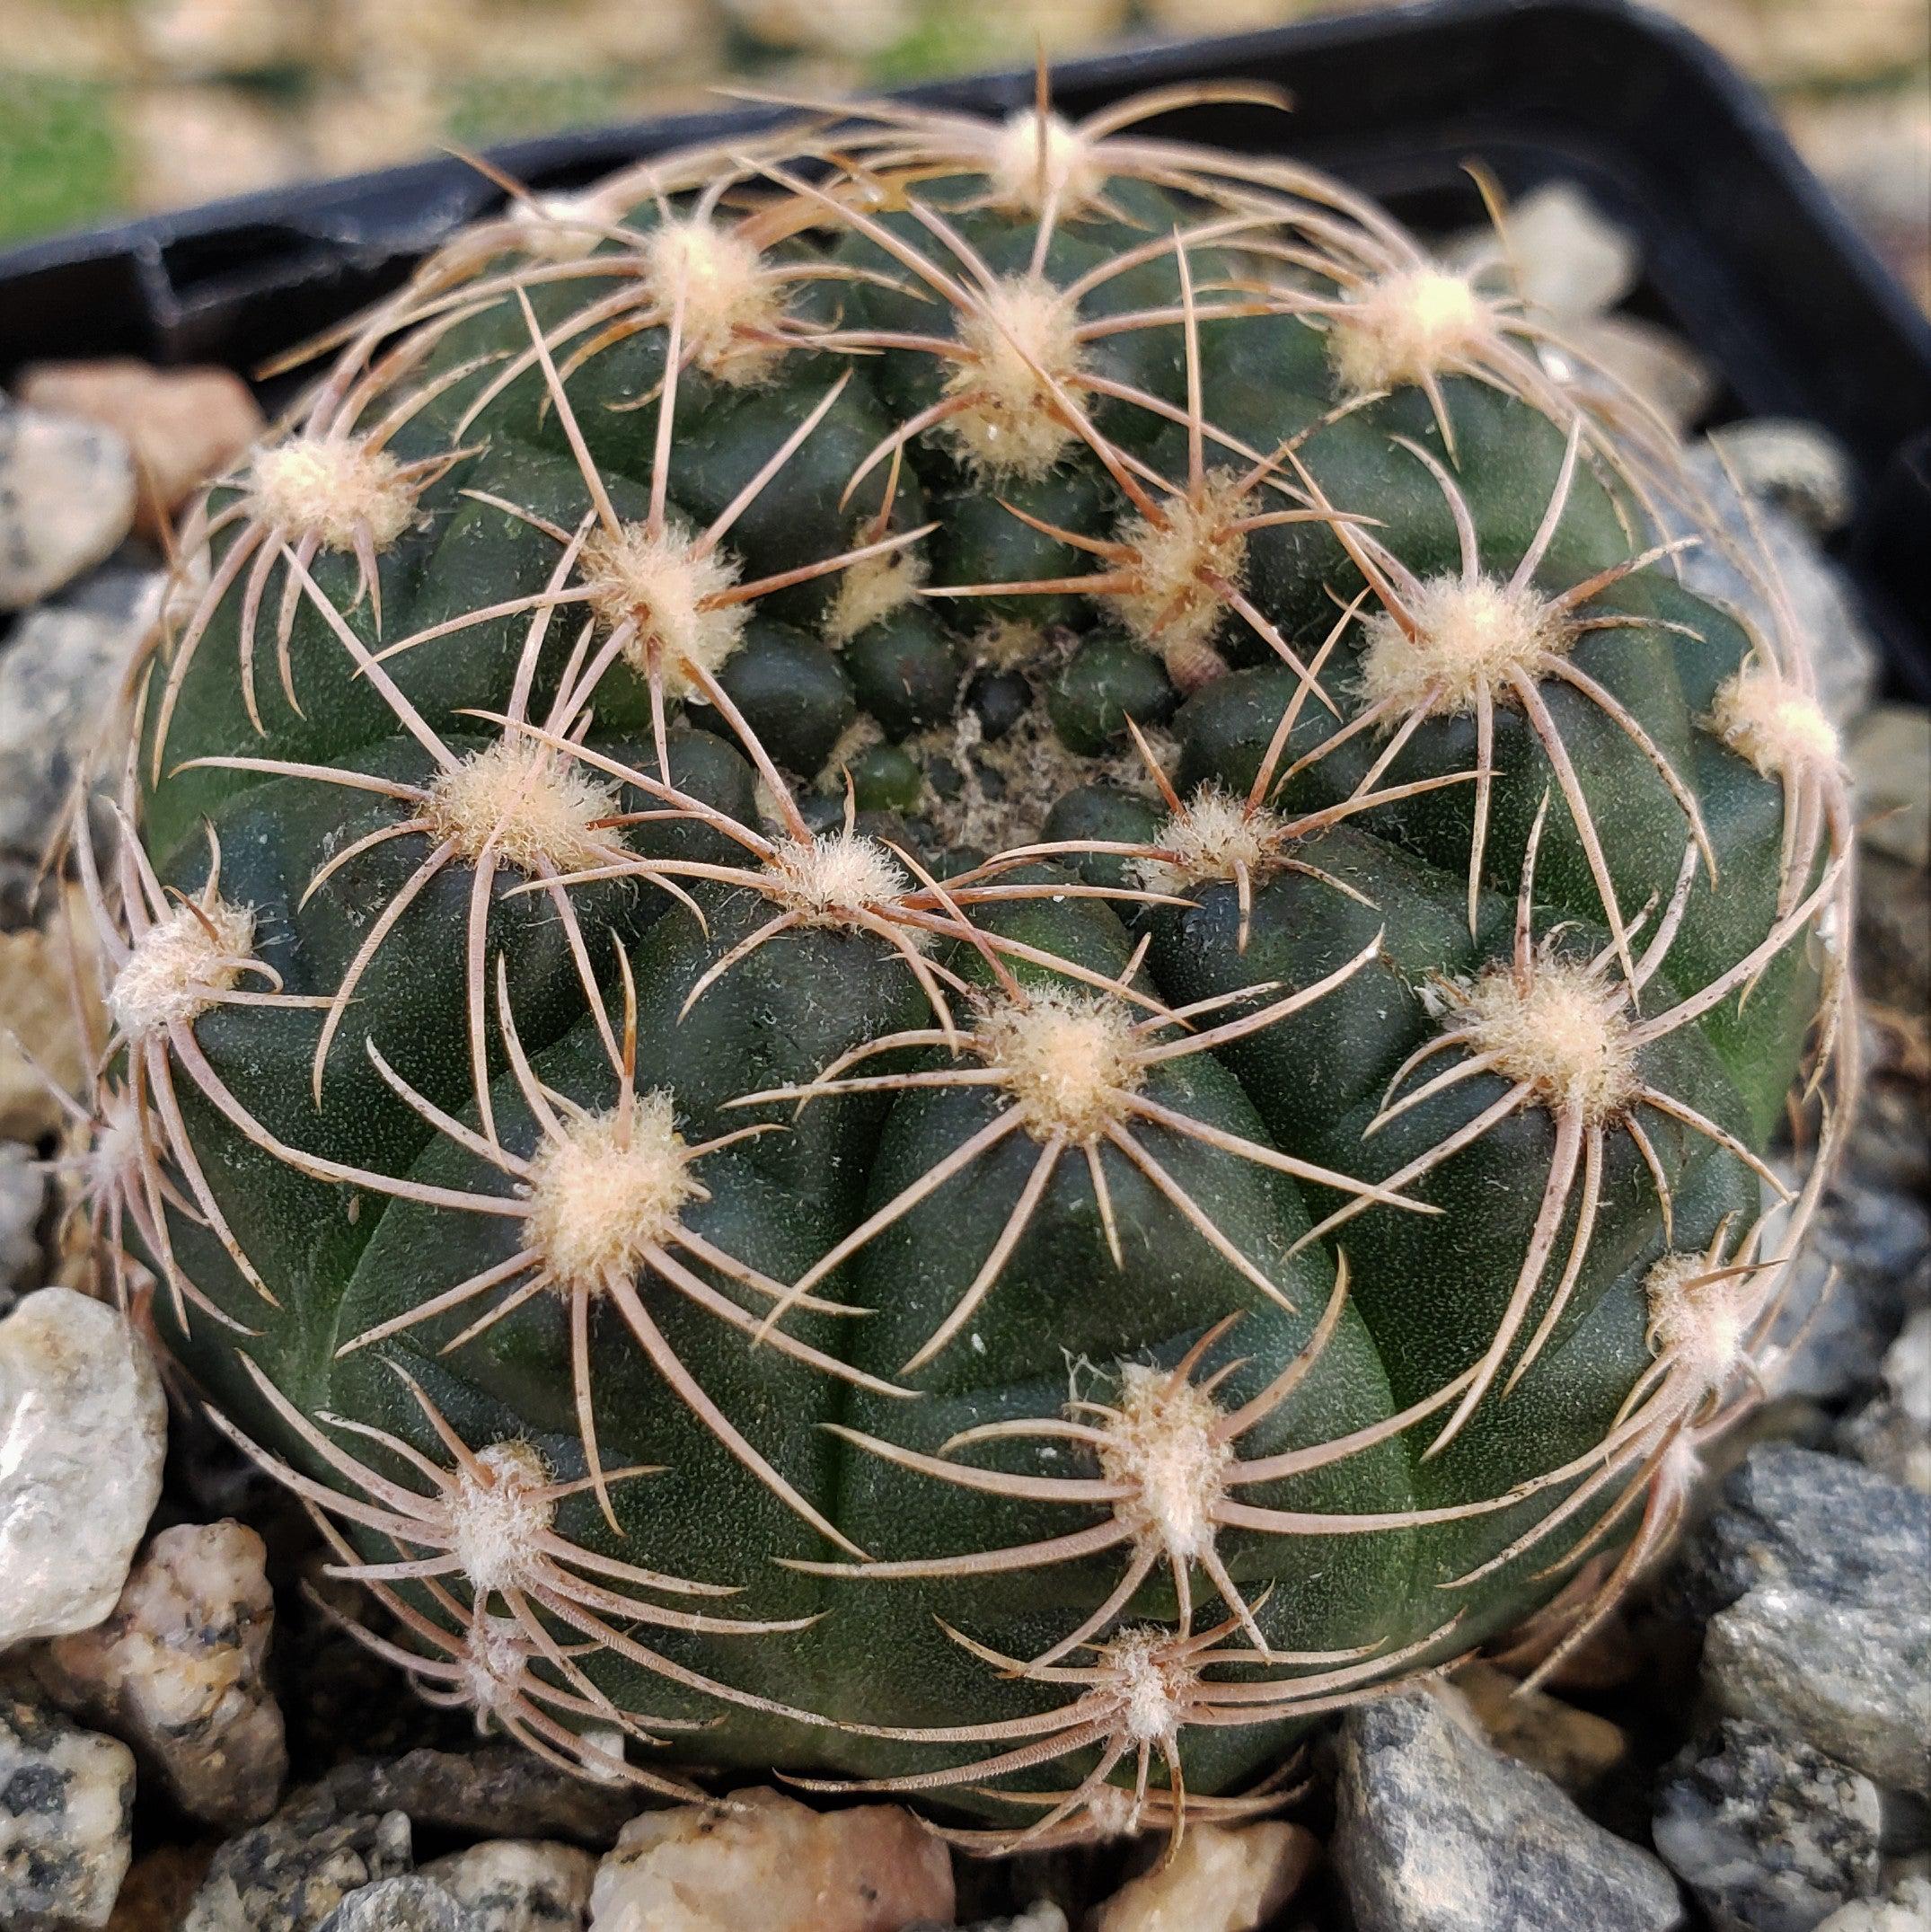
1654, 1718, 1883, 1932
1672, 1444, 1926, 1627
0, 567, 164, 864
1675, 1448, 1931, 1796
1839, 1308, 1931, 1495
182, 1779, 414, 1932
1768, 1175, 1929, 1407
0, 1691, 136, 1931
321, 1746, 637, 1848
1706, 1595, 1931, 1803
1333, 1683, 1686, 1931
0, 405, 137, 611
317, 1876, 480, 1932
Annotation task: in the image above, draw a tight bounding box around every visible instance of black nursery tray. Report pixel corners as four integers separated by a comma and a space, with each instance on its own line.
4, 0, 1927, 691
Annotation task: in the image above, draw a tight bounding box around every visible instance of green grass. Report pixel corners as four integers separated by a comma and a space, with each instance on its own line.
870, 12, 1030, 83
443, 73, 634, 149
0, 75, 124, 243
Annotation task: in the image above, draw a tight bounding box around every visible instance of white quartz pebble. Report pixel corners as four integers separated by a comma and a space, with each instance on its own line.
589, 1787, 952, 1932
0, 1287, 167, 1648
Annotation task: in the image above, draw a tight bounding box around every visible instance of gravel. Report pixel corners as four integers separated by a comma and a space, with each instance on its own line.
1654, 1718, 1883, 1932
1333, 1683, 1687, 1932
1675, 1448, 1931, 1797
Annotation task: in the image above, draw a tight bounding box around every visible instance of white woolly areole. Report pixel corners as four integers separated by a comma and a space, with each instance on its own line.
1453, 955, 1638, 1125
447, 1441, 554, 1599
86, 1090, 143, 1197
1099, 1363, 1233, 1562
422, 740, 618, 871
109, 896, 256, 1040
524, 1092, 697, 1291
1107, 479, 1250, 690
581, 523, 748, 697
1081, 1785, 1147, 1840
824, 544, 927, 648
85, 1097, 140, 1211
1357, 575, 1568, 718
988, 108, 1106, 216
1107, 1627, 1192, 1746
763, 830, 908, 926
250, 437, 419, 551
1707, 665, 1839, 781
1652, 1431, 1706, 1513
462, 1611, 533, 1714
1328, 266, 1495, 395
1135, 786, 1287, 892
640, 217, 788, 384
978, 989, 1142, 1142
1644, 1250, 1751, 1396
942, 274, 1087, 479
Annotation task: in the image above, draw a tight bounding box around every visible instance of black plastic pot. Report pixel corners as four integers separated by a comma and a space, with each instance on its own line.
4, 0, 1927, 691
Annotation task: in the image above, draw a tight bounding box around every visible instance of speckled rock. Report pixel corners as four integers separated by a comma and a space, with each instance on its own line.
1816, 1875, 1931, 1930
0, 568, 164, 863
588, 1788, 953, 1932
181, 1779, 413, 1932
1089, 1820, 1318, 1931
14, 361, 262, 534
0, 405, 137, 611
322, 1747, 636, 1848
1455, 1660, 1630, 1794
0, 1691, 136, 1931
0, 1286, 167, 1649
421, 1840, 595, 1932
35, 1521, 287, 1828
316, 1876, 480, 1932
1676, 1448, 1931, 1796
1768, 1177, 1929, 1407
1654, 1719, 1883, 1932
1840, 1308, 1931, 1495
1705, 1593, 1931, 1802
1333, 1684, 1685, 1932
0, 1142, 43, 1313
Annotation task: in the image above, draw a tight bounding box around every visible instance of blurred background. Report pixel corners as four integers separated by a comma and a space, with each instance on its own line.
0, 0, 1924, 305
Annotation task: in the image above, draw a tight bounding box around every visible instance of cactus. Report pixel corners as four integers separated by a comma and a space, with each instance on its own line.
76, 84, 1854, 1849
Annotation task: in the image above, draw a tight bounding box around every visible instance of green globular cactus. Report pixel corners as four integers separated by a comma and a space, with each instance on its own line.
77, 84, 1856, 1850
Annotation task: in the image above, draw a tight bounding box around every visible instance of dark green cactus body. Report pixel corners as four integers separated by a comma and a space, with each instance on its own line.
93, 99, 1847, 1838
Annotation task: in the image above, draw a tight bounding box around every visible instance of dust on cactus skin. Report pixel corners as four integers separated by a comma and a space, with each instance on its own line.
68, 78, 1856, 1855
